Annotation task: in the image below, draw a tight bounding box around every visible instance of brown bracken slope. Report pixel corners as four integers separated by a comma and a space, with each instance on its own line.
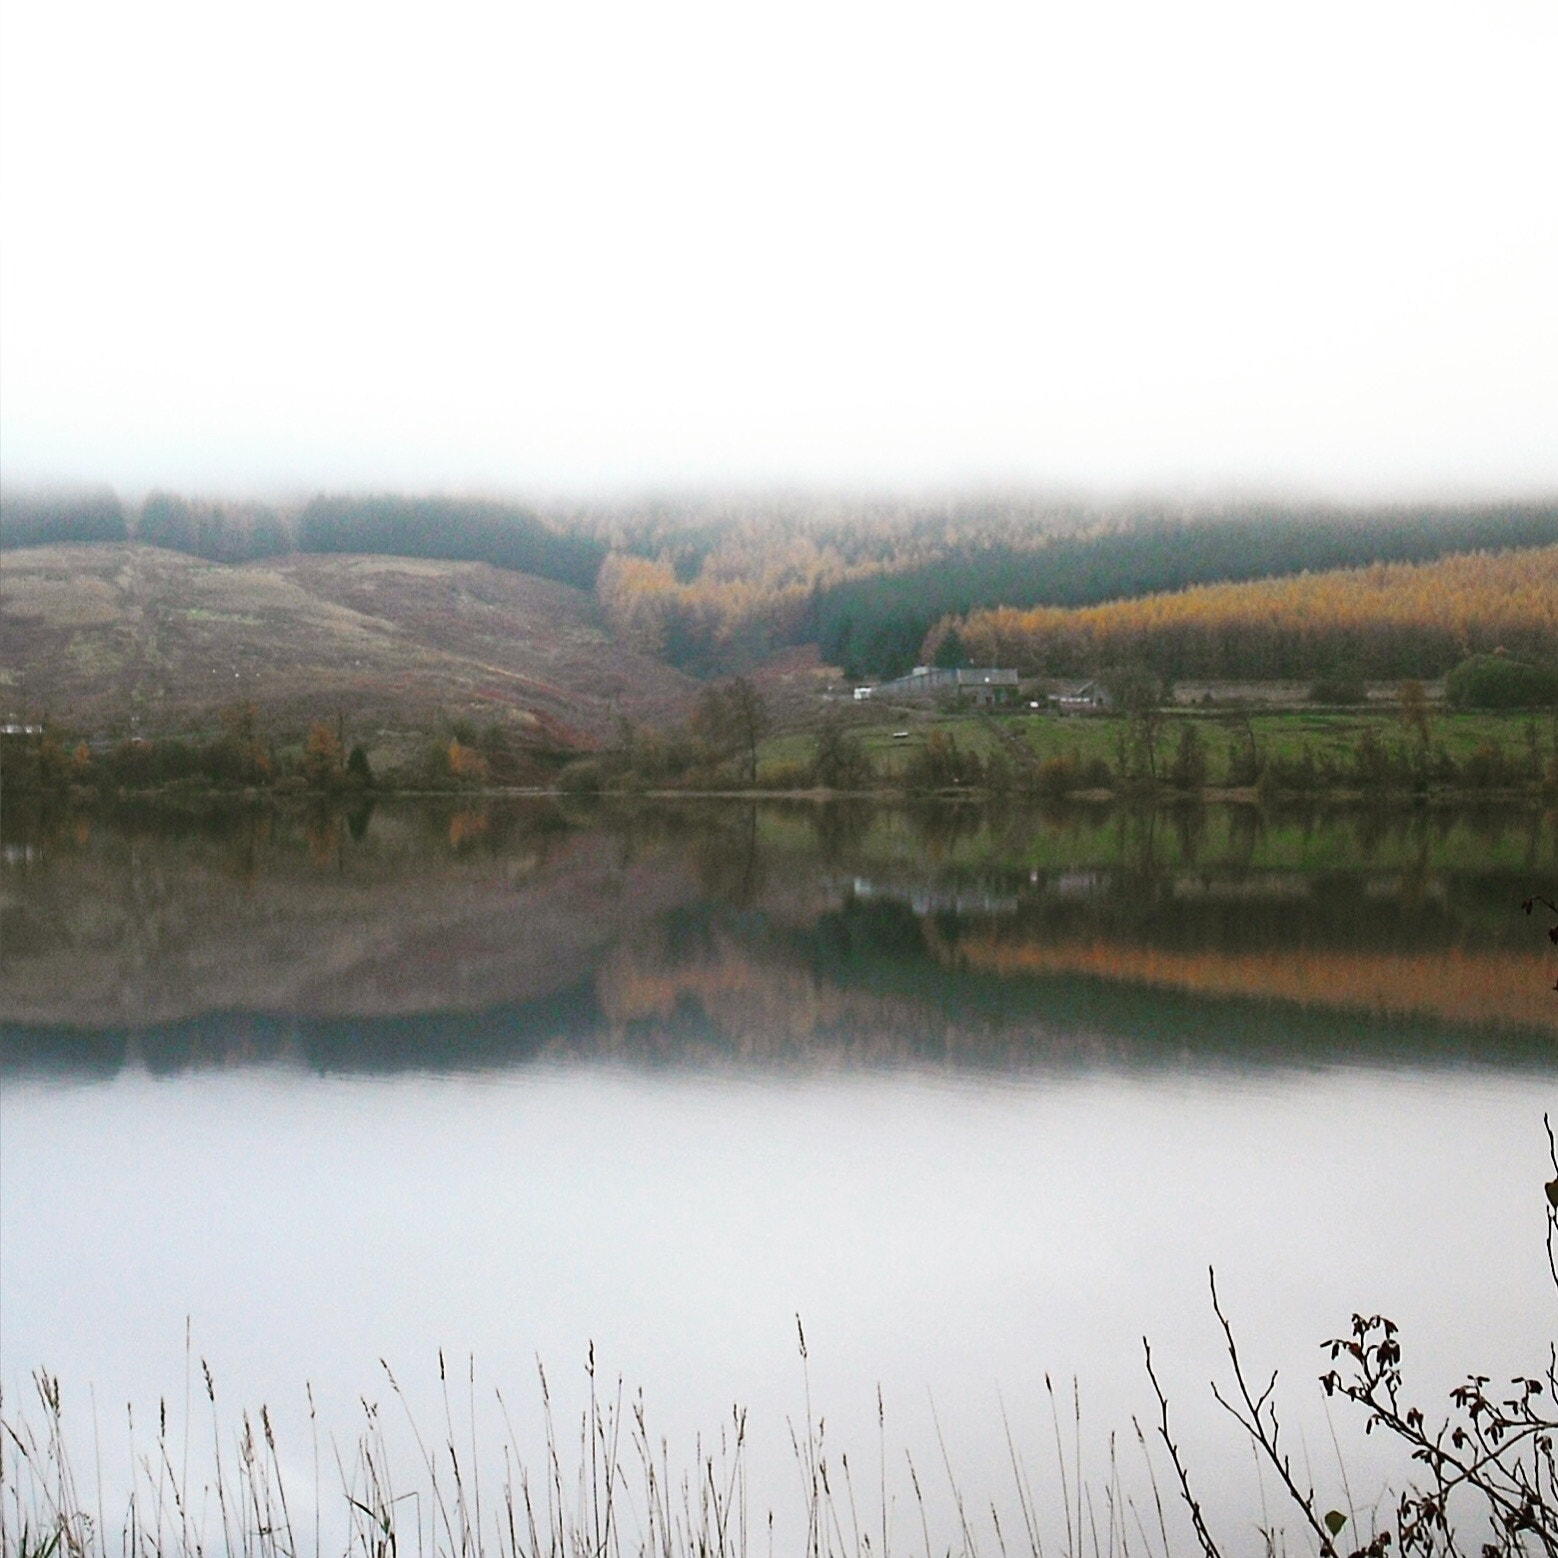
0, 544, 699, 748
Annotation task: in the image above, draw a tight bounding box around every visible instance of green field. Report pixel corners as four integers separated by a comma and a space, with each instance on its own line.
756, 705, 1558, 789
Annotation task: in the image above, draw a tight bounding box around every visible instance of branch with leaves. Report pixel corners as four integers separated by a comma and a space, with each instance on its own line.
1523, 896, 1558, 992
1148, 1115, 1558, 1557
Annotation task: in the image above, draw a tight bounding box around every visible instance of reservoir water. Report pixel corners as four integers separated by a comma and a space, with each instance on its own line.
2, 797, 1554, 1553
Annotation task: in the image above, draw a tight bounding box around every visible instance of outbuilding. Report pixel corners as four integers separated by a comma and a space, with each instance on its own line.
870, 666, 1020, 706
1053, 680, 1112, 714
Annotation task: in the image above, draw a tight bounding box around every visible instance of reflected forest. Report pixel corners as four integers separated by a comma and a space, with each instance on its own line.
5, 796, 1553, 1078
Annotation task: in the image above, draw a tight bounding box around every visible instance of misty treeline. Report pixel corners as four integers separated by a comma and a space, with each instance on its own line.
4, 484, 1557, 682
0, 485, 129, 547
0, 488, 603, 590
296, 495, 602, 587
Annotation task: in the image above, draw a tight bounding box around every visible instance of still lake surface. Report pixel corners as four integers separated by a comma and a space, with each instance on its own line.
2, 796, 1554, 1550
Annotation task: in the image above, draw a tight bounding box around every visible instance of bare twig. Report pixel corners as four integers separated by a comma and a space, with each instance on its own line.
1206, 1269, 1337, 1554
1141, 1340, 1221, 1558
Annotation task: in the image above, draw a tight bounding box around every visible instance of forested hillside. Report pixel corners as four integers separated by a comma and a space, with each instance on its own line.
936, 544, 1558, 681
584, 498, 1558, 675
804, 505, 1558, 675
5, 485, 1555, 683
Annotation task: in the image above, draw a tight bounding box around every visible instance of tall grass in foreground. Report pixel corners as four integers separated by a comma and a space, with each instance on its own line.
6, 1314, 1556, 1558
7, 1117, 1556, 1558
3, 1326, 1202, 1558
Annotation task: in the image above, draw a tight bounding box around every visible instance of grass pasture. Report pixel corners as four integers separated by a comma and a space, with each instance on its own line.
757, 702, 1558, 793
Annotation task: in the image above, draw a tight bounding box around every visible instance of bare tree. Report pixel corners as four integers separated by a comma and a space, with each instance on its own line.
693, 677, 771, 785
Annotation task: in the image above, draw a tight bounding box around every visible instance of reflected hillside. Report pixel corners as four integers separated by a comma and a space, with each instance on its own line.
2, 798, 1554, 1078
947, 932, 1550, 1031
590, 890, 1556, 1072
0, 799, 703, 1028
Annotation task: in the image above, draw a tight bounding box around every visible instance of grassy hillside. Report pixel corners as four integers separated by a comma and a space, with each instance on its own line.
0, 544, 697, 748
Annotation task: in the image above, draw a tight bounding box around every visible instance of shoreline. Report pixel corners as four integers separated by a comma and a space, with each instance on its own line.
2, 779, 1552, 808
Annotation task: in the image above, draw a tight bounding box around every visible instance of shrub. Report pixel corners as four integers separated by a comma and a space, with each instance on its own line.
1309, 676, 1367, 704
1445, 654, 1558, 709
1261, 744, 1321, 794
1078, 756, 1114, 789
557, 759, 605, 793
100, 735, 271, 791
1033, 755, 1080, 798
447, 738, 489, 785
1351, 728, 1406, 790
1034, 753, 1113, 795
1459, 739, 1518, 789
620, 725, 700, 785
903, 730, 982, 791
759, 760, 812, 790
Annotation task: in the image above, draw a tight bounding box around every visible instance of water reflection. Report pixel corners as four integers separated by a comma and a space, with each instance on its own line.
2, 797, 1554, 1080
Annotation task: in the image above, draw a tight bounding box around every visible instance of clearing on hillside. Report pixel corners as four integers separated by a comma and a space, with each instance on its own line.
0, 545, 699, 747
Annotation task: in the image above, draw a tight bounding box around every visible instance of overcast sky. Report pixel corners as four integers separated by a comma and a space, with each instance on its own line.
2, 0, 1555, 500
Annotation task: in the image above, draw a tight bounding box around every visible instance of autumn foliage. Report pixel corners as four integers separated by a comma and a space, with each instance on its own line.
447, 738, 489, 783
935, 545, 1558, 682
302, 720, 344, 788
